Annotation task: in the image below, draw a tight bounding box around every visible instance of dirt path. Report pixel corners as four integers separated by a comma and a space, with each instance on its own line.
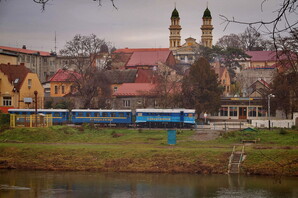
191, 129, 223, 141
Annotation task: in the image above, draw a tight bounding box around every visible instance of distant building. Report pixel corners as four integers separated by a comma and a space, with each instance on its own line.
0, 45, 56, 83
0, 50, 18, 65
48, 69, 81, 98
173, 37, 200, 65
169, 7, 182, 50
212, 62, 231, 96
201, 7, 213, 48
168, 7, 214, 63
125, 50, 176, 69
112, 83, 157, 110
0, 63, 44, 112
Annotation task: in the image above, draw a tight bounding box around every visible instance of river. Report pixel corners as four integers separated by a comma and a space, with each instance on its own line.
0, 170, 297, 198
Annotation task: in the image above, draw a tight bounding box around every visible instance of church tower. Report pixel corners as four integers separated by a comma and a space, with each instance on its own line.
201, 7, 213, 48
169, 7, 182, 50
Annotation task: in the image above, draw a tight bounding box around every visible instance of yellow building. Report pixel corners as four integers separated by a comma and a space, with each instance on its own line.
48, 69, 81, 97
0, 63, 44, 112
0, 51, 18, 65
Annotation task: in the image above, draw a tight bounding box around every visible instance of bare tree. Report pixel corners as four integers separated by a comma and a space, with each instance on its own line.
154, 63, 183, 108
220, 0, 298, 48
60, 34, 112, 108
24, 0, 117, 11
216, 34, 242, 49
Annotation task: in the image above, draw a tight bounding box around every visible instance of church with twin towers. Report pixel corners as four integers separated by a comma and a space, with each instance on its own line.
169, 6, 214, 64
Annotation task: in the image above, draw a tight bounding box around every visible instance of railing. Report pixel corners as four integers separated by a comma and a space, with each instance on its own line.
227, 145, 236, 173
237, 145, 245, 173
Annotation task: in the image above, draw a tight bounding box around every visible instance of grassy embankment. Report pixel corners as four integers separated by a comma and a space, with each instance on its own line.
0, 125, 297, 176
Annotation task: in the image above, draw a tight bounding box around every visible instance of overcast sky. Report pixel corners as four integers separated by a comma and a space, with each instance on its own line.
0, 0, 286, 52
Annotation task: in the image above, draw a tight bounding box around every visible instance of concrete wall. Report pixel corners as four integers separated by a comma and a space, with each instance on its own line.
251, 119, 295, 128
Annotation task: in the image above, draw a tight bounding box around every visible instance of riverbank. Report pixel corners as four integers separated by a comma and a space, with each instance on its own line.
0, 126, 297, 176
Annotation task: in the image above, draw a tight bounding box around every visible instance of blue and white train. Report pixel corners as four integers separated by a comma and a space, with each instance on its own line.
8, 108, 196, 128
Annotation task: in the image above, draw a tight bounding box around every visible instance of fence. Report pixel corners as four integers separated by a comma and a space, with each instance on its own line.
10, 114, 53, 128
197, 122, 251, 130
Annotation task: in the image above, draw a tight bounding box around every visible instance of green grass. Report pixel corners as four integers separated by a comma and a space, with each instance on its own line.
0, 126, 297, 175
211, 129, 298, 146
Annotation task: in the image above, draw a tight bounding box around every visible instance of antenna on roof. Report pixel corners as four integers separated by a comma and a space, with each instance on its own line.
54, 31, 57, 54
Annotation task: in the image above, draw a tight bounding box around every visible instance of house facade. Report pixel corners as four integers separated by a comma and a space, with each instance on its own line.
0, 63, 44, 112
0, 45, 56, 83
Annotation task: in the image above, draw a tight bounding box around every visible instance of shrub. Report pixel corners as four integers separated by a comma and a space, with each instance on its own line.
279, 128, 288, 135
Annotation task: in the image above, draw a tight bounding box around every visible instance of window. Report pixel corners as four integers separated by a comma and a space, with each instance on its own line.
102, 112, 108, 117
54, 112, 60, 117
113, 86, 118, 92
258, 107, 266, 117
111, 113, 116, 117
123, 100, 130, 107
28, 79, 32, 89
229, 107, 238, 117
220, 107, 228, 116
54, 86, 58, 94
78, 112, 84, 117
61, 86, 65, 94
248, 107, 257, 117
119, 113, 124, 117
94, 112, 99, 117
3, 96, 12, 106
86, 113, 91, 117
26, 56, 30, 63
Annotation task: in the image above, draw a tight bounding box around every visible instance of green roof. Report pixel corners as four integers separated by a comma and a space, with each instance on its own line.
171, 8, 179, 18
203, 7, 212, 18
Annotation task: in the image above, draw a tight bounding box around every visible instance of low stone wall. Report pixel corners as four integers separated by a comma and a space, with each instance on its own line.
251, 119, 295, 128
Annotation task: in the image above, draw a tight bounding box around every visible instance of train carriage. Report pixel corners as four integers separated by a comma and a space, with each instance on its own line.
71, 109, 132, 126
135, 109, 196, 128
8, 109, 69, 124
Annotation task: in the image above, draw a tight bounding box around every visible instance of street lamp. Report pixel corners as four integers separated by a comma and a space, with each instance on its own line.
268, 93, 275, 130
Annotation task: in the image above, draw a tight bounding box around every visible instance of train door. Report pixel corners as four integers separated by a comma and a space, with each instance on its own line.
239, 107, 247, 119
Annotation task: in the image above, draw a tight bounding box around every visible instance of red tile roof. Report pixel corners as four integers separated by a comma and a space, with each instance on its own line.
0, 46, 51, 56
113, 83, 156, 96
135, 69, 156, 83
126, 51, 171, 68
0, 63, 31, 91
114, 48, 169, 53
246, 51, 278, 62
48, 69, 81, 82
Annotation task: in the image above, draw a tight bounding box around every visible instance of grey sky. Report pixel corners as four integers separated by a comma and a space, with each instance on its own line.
0, 0, 285, 52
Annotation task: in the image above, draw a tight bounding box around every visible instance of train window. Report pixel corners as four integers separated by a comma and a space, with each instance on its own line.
111, 113, 116, 117
54, 112, 60, 117
138, 113, 142, 116
94, 112, 99, 117
78, 112, 84, 117
102, 112, 108, 117
86, 113, 91, 117
119, 113, 124, 117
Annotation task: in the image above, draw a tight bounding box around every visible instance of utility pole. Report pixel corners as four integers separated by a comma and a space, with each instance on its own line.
268, 94, 275, 130
34, 91, 38, 127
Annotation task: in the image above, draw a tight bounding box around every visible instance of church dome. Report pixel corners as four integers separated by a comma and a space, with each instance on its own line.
171, 8, 180, 18
203, 7, 212, 18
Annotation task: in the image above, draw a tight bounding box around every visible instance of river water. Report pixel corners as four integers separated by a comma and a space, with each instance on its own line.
0, 170, 297, 198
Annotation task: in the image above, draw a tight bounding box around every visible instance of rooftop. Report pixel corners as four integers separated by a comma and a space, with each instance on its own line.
126, 51, 172, 67
0, 63, 31, 91
105, 69, 137, 84
48, 69, 81, 82
113, 83, 156, 97
113, 48, 169, 53
0, 46, 51, 57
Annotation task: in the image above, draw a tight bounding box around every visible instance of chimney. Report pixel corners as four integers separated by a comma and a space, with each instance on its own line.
22, 45, 26, 49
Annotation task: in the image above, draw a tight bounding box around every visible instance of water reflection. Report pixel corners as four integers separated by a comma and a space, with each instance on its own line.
0, 170, 297, 198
